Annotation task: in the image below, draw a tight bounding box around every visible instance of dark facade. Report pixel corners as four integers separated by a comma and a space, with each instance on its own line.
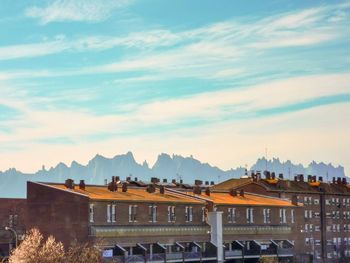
0, 198, 27, 258
214, 173, 350, 263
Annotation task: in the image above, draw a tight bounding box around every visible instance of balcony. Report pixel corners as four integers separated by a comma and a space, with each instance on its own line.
106, 242, 217, 262
224, 240, 294, 260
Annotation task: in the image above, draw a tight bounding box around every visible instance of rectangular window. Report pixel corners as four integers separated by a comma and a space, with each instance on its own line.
185, 206, 193, 222
149, 205, 157, 223
263, 208, 271, 224
107, 204, 111, 222
246, 208, 254, 223
111, 204, 116, 222
129, 205, 138, 222
202, 207, 206, 222
228, 208, 236, 223
280, 208, 287, 223
89, 204, 94, 223
168, 206, 176, 222
291, 209, 295, 224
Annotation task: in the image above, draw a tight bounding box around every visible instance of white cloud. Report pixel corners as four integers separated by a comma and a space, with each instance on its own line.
25, 0, 132, 24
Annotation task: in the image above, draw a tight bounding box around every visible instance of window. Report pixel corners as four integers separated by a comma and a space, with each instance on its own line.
246, 208, 254, 223
107, 204, 111, 222
305, 224, 309, 232
185, 206, 193, 222
228, 208, 236, 223
89, 204, 94, 223
280, 208, 287, 223
107, 204, 116, 223
314, 199, 319, 205
315, 225, 320, 231
202, 207, 206, 222
149, 205, 157, 223
129, 205, 138, 222
263, 208, 271, 224
168, 206, 176, 222
291, 209, 295, 223
305, 238, 310, 246
309, 210, 313, 218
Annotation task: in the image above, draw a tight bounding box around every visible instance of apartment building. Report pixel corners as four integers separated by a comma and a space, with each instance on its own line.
25, 178, 300, 262
213, 172, 350, 263
0, 198, 27, 258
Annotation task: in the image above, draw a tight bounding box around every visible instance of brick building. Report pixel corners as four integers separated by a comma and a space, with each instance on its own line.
25, 178, 300, 262
0, 198, 27, 258
213, 172, 350, 263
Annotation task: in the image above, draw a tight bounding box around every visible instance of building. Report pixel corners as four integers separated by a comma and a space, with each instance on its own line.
26, 178, 301, 262
213, 172, 350, 263
0, 198, 27, 258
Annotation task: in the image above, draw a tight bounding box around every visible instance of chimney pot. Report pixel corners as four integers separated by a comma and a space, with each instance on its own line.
230, 189, 237, 197
160, 186, 165, 194
65, 179, 74, 189
151, 177, 159, 184
193, 185, 202, 195
122, 182, 128, 192
146, 184, 156, 193
205, 187, 210, 196
79, 180, 85, 190
239, 189, 245, 197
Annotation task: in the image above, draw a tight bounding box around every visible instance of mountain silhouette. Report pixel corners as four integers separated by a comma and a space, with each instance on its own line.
0, 152, 345, 198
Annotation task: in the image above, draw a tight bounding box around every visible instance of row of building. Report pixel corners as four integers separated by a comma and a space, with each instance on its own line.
1, 172, 350, 262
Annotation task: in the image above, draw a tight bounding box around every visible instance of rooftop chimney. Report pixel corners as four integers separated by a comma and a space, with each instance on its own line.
146, 184, 156, 193
163, 178, 167, 183
172, 179, 176, 184
195, 180, 203, 186
134, 177, 138, 182
193, 185, 202, 195
160, 185, 165, 194
318, 176, 323, 182
205, 187, 210, 196
239, 189, 245, 197
205, 181, 209, 185
312, 176, 317, 182
342, 178, 347, 185
104, 179, 108, 185
180, 179, 183, 184
65, 179, 74, 189
79, 180, 85, 190
279, 173, 284, 180
210, 181, 215, 185
122, 182, 128, 192
299, 174, 304, 182
337, 177, 342, 184
126, 176, 131, 182
307, 175, 312, 182
332, 177, 336, 184
108, 181, 118, 192
230, 189, 237, 197
271, 172, 276, 180
294, 176, 297, 182
151, 177, 159, 184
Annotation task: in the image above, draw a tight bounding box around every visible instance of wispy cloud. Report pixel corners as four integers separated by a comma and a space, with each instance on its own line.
25, 0, 132, 24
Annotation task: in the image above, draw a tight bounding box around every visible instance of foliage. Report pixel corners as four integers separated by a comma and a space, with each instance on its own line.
9, 228, 102, 263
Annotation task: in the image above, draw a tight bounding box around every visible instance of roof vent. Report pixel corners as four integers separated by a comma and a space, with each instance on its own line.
79, 180, 85, 190
205, 187, 210, 196
160, 185, 165, 194
146, 184, 156, 193
65, 179, 75, 189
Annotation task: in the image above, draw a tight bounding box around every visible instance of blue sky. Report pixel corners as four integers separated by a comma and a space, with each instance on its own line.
0, 0, 350, 174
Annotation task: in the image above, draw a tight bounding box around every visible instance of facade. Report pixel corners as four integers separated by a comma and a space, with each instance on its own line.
213, 172, 350, 263
25, 179, 300, 262
0, 198, 27, 258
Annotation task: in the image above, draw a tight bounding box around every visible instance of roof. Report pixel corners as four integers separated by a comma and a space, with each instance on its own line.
43, 183, 205, 204
212, 177, 350, 195
211, 178, 252, 191
179, 190, 296, 207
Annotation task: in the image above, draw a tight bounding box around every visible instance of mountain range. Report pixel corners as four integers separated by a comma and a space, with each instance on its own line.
0, 152, 346, 198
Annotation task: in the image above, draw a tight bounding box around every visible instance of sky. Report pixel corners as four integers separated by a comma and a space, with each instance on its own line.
0, 0, 350, 174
